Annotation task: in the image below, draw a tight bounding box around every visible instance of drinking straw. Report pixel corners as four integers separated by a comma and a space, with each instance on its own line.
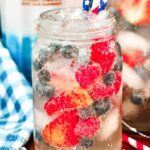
82, 0, 107, 14
122, 133, 150, 150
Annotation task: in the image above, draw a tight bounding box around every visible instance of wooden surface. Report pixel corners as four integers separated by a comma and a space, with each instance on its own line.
25, 132, 150, 150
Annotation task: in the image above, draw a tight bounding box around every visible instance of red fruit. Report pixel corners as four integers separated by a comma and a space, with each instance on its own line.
123, 50, 145, 68
116, 0, 150, 25
90, 40, 116, 74
44, 88, 93, 116
75, 64, 101, 88
91, 82, 114, 100
91, 71, 122, 100
75, 116, 100, 138
42, 110, 80, 147
114, 71, 122, 94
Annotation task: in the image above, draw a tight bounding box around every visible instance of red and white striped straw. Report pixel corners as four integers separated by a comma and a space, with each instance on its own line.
122, 133, 150, 150
91, 0, 100, 14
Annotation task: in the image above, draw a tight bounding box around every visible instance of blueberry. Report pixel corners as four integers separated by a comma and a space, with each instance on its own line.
38, 48, 52, 64
33, 59, 43, 71
130, 93, 144, 105
80, 138, 93, 148
78, 106, 95, 119
38, 69, 51, 84
60, 45, 78, 58
103, 72, 115, 86
93, 99, 111, 116
35, 81, 55, 98
49, 43, 61, 53
113, 60, 123, 71
35, 130, 43, 142
115, 42, 122, 57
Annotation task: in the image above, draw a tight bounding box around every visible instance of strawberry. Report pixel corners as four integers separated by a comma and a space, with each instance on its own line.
91, 82, 115, 100
123, 50, 145, 68
75, 64, 101, 88
75, 116, 100, 138
42, 110, 80, 147
90, 40, 116, 74
44, 88, 93, 116
91, 71, 122, 100
116, 0, 150, 25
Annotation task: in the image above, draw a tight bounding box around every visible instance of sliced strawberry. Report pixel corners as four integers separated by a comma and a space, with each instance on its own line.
42, 110, 101, 148
42, 110, 80, 147
123, 50, 145, 68
44, 88, 93, 116
90, 40, 116, 74
75, 116, 100, 138
75, 64, 101, 88
116, 0, 150, 25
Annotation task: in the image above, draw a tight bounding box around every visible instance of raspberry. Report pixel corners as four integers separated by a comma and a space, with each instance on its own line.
75, 116, 100, 138
90, 40, 116, 74
114, 71, 122, 94
42, 110, 80, 147
91, 82, 114, 100
91, 71, 122, 100
75, 64, 101, 88
44, 88, 93, 116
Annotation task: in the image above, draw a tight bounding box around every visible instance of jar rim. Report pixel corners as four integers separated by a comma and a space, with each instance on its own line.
39, 7, 116, 33
38, 8, 116, 41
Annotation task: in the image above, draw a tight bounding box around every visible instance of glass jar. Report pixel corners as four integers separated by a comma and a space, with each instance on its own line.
32, 8, 122, 150
110, 1, 150, 134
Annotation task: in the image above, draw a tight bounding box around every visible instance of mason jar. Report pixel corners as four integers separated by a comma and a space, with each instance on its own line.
110, 1, 150, 134
32, 8, 122, 150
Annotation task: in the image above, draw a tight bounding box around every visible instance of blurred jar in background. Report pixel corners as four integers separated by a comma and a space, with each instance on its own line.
0, 0, 61, 82
110, 0, 150, 133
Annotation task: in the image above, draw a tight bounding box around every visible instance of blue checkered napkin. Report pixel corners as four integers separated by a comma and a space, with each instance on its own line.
0, 44, 33, 149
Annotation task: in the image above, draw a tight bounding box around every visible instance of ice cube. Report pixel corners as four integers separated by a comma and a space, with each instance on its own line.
50, 66, 79, 91
34, 108, 53, 130
96, 107, 120, 141
123, 63, 144, 90
117, 31, 150, 55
